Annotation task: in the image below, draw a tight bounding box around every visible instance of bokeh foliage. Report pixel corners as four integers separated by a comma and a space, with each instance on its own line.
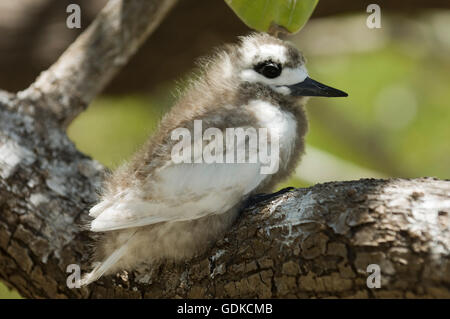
225, 0, 318, 34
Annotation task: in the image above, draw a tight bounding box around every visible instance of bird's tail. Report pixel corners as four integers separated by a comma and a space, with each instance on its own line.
80, 231, 136, 286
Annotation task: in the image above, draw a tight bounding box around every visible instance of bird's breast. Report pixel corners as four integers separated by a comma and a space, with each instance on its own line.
245, 99, 298, 168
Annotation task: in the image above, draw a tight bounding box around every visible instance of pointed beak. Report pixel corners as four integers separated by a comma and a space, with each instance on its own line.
287, 77, 348, 97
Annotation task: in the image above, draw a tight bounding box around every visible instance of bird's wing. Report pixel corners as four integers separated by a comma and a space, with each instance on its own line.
89, 133, 268, 232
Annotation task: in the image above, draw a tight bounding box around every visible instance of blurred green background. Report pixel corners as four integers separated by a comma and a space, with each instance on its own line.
1, 9, 449, 298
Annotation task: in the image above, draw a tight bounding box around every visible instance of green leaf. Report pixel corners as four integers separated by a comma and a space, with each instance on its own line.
225, 0, 318, 34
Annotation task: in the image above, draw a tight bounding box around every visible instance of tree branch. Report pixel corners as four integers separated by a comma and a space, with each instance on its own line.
16, 0, 177, 128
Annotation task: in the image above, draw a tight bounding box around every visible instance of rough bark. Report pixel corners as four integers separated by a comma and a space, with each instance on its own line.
0, 0, 449, 299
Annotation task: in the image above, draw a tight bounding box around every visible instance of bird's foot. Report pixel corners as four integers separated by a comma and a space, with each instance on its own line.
246, 187, 295, 207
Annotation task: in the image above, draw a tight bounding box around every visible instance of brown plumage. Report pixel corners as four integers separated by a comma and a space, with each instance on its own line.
81, 32, 347, 285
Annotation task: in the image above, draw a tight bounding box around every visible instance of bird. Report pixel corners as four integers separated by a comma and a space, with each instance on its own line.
81, 32, 347, 285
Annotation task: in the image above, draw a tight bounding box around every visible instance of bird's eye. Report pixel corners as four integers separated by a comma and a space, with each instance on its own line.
254, 61, 282, 79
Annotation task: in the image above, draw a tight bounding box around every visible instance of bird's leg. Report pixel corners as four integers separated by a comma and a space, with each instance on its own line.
245, 187, 295, 207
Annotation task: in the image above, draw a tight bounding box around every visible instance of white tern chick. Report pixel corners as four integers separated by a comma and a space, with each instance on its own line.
82, 33, 347, 285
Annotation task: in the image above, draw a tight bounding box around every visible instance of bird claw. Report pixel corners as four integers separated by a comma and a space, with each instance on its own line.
246, 187, 295, 207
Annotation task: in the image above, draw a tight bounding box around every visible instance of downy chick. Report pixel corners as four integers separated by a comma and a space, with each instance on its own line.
82, 32, 347, 285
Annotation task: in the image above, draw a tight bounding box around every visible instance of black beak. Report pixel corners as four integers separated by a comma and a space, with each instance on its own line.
287, 77, 348, 97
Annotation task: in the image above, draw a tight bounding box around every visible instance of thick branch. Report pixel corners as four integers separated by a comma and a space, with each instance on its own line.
16, 0, 177, 128
0, 94, 449, 298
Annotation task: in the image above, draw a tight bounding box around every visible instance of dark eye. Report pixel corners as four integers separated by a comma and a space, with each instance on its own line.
254, 61, 282, 79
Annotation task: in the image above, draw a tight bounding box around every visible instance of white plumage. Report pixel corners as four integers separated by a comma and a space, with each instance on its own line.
81, 32, 347, 285
90, 162, 264, 232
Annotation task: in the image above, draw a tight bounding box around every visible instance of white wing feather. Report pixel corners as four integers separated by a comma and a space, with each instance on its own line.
90, 132, 267, 232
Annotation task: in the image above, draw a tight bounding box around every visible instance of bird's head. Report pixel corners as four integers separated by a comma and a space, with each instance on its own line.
232, 33, 348, 99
